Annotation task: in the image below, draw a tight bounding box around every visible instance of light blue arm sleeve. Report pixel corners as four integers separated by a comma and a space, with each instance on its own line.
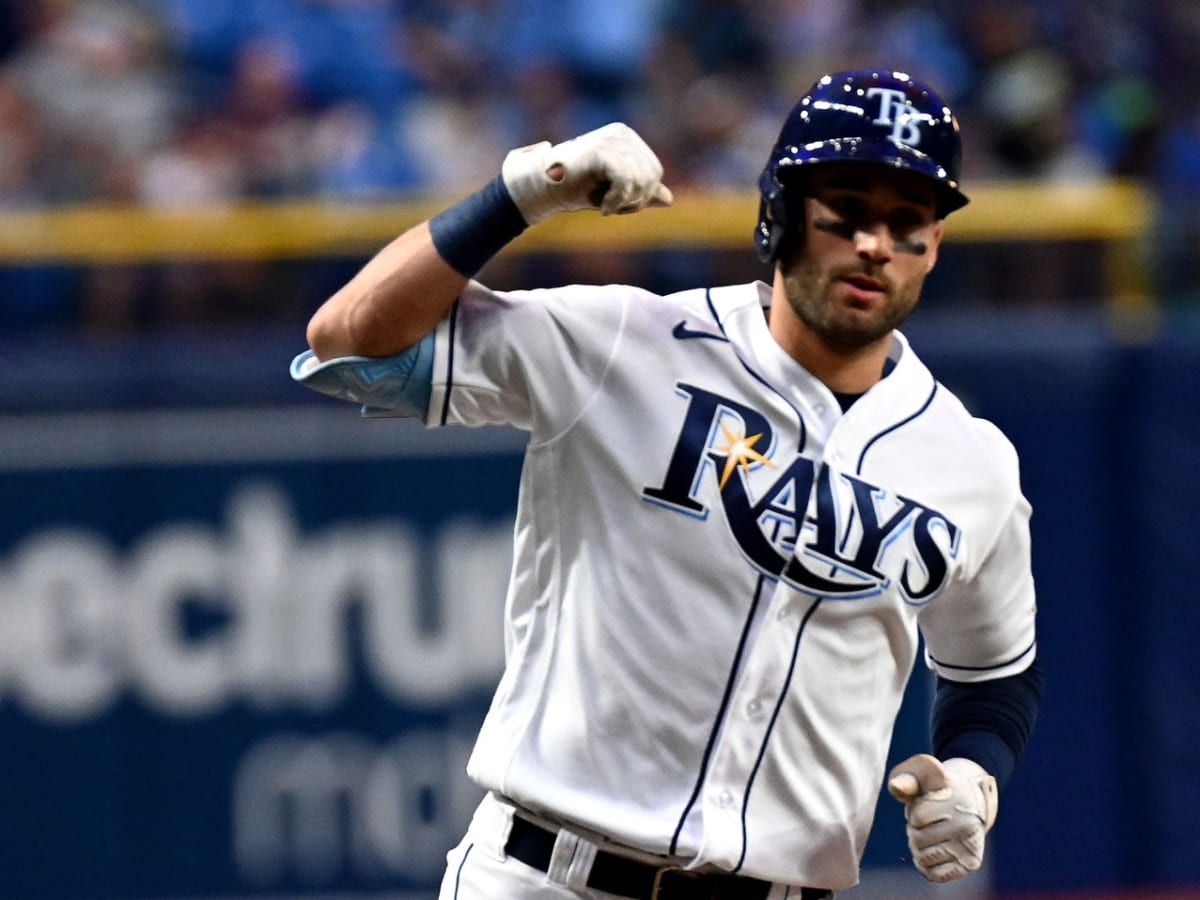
289, 332, 435, 419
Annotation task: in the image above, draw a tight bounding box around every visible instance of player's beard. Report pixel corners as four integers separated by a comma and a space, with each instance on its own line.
781, 257, 924, 349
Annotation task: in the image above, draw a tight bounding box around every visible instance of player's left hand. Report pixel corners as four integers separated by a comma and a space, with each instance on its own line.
887, 753, 998, 883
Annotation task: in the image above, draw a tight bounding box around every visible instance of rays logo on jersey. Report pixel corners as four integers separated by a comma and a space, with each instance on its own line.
642, 384, 959, 604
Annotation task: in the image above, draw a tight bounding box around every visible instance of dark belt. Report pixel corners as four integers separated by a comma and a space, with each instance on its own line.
504, 813, 831, 900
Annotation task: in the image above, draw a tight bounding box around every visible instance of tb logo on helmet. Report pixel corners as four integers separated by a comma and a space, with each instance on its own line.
867, 87, 922, 147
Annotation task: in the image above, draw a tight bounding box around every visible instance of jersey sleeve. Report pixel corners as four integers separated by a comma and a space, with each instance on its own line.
918, 487, 1038, 682
426, 280, 638, 436
290, 332, 434, 418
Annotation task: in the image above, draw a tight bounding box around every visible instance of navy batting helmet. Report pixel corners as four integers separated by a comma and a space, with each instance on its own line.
756, 70, 969, 263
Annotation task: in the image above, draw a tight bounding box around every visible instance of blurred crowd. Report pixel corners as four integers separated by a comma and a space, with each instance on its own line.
2, 0, 1200, 334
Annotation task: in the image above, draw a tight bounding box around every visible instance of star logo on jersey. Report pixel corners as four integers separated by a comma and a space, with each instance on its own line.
715, 421, 775, 489
672, 321, 728, 342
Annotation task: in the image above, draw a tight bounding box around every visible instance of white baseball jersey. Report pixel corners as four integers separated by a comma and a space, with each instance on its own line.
419, 278, 1035, 891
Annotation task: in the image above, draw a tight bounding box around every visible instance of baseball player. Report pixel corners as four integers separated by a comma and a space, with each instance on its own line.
292, 69, 1043, 899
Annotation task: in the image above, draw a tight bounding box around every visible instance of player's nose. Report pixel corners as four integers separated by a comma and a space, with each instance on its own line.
853, 223, 894, 263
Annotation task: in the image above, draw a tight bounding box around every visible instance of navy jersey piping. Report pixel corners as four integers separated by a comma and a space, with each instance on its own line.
703, 288, 808, 454
439, 299, 460, 426
734, 595, 824, 872
930, 639, 1037, 673
669, 573, 772, 855
855, 381, 939, 474
451, 842, 473, 897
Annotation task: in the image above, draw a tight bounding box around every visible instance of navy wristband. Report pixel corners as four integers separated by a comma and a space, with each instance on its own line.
428, 175, 528, 276
931, 660, 1044, 789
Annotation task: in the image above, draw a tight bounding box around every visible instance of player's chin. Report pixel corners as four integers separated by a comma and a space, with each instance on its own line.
818, 321, 890, 349
835, 291, 918, 343
820, 307, 894, 348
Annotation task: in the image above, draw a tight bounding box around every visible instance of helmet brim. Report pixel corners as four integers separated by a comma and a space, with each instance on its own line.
776, 137, 969, 218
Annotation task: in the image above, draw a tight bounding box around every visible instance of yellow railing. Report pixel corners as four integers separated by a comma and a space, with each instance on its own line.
0, 180, 1155, 305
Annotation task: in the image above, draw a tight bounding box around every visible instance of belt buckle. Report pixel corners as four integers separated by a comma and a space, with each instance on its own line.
650, 865, 705, 900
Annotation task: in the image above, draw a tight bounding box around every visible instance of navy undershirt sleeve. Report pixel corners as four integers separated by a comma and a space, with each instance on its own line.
930, 657, 1044, 789
428, 175, 528, 276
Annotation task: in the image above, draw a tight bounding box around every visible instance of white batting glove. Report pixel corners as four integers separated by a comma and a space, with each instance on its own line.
887, 753, 999, 883
500, 122, 674, 225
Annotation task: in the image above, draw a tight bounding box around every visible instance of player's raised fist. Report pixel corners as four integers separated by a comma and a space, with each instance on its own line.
501, 122, 674, 225
888, 754, 998, 884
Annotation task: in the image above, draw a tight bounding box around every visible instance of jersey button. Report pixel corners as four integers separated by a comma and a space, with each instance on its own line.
717, 790, 734, 808
745, 698, 762, 716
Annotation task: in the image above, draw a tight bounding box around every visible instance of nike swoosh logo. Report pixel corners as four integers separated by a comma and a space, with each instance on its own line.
672, 321, 728, 342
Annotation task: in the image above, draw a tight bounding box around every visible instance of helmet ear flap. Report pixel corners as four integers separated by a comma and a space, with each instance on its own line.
755, 168, 804, 264
755, 195, 786, 264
